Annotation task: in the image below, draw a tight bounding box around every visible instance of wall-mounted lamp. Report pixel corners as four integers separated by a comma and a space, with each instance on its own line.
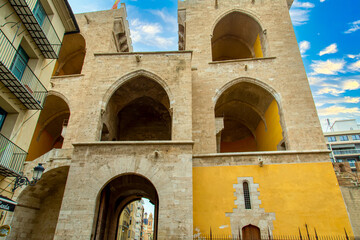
12, 163, 45, 192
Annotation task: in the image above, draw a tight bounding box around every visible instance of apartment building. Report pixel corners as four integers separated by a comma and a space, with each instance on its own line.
325, 119, 360, 170
0, 0, 78, 225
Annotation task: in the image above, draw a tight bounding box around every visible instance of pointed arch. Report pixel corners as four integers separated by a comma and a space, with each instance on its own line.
214, 78, 287, 153
211, 9, 268, 61
102, 69, 174, 110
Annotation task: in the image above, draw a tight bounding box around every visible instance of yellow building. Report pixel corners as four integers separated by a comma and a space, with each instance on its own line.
0, 0, 78, 226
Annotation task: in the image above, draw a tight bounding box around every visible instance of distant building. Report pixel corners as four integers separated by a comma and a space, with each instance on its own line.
324, 119, 360, 235
142, 212, 154, 240
0, 0, 78, 227
324, 119, 360, 170
118, 200, 144, 240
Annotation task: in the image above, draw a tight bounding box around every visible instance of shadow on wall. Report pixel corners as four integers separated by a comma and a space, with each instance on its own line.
26, 95, 70, 161
101, 76, 172, 141
215, 81, 285, 153
52, 33, 86, 76
212, 11, 266, 61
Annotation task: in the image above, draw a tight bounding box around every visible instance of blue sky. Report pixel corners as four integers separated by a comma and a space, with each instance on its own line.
67, 0, 360, 131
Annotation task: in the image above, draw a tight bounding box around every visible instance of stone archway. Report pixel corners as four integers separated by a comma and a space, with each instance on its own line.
8, 166, 69, 240
215, 80, 285, 153
211, 11, 267, 61
101, 75, 172, 141
92, 173, 159, 240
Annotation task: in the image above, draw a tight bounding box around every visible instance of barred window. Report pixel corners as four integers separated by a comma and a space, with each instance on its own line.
243, 182, 251, 209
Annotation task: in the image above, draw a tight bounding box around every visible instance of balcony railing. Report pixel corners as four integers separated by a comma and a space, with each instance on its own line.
0, 133, 27, 177
0, 30, 47, 109
9, 0, 62, 59
333, 149, 360, 156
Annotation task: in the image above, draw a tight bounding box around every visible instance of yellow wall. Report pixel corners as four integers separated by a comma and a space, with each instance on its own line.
221, 136, 257, 153
255, 100, 283, 151
26, 124, 55, 161
253, 34, 263, 58
193, 162, 353, 236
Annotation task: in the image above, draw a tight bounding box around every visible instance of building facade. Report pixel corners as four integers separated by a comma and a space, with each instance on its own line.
4, 0, 357, 239
0, 0, 78, 227
325, 119, 360, 168
118, 200, 144, 240
325, 119, 360, 236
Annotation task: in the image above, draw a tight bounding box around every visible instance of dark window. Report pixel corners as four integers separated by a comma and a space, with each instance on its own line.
34, 1, 46, 26
243, 182, 251, 209
0, 107, 7, 131
10, 46, 29, 81
352, 135, 360, 140
339, 135, 349, 141
327, 136, 336, 142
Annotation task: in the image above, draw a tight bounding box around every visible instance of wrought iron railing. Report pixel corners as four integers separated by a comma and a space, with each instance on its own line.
333, 149, 360, 156
0, 29, 47, 108
193, 236, 357, 240
9, 0, 62, 58
0, 133, 27, 175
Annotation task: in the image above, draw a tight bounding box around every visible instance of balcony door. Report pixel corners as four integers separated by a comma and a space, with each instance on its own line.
34, 1, 46, 26
10, 46, 29, 81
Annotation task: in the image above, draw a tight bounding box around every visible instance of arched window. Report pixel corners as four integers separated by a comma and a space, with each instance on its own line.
215, 81, 285, 153
212, 11, 266, 61
243, 182, 251, 209
101, 76, 172, 141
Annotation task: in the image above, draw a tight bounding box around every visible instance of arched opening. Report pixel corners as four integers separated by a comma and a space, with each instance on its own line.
116, 198, 155, 240
215, 81, 285, 153
9, 166, 69, 240
242, 225, 261, 240
53, 33, 86, 76
212, 11, 266, 61
92, 174, 159, 240
101, 76, 172, 141
26, 95, 70, 161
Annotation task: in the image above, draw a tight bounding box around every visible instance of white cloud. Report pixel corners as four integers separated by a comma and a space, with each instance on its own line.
308, 76, 326, 85
299, 41, 310, 56
149, 9, 177, 32
314, 97, 360, 107
316, 87, 344, 96
349, 60, 360, 72
342, 80, 360, 90
310, 59, 346, 75
344, 20, 360, 34
129, 18, 176, 50
319, 43, 338, 56
290, 9, 312, 26
320, 0, 325, 2
290, 1, 315, 26
318, 106, 360, 116
292, 1, 315, 8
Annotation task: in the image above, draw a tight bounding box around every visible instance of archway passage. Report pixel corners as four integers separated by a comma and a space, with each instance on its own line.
9, 166, 69, 240
102, 76, 171, 141
116, 198, 154, 240
53, 33, 86, 76
26, 95, 70, 161
242, 225, 261, 240
93, 174, 159, 240
212, 12, 266, 61
215, 81, 285, 153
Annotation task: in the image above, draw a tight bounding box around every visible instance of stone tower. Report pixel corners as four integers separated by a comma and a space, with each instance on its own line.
7, 1, 355, 240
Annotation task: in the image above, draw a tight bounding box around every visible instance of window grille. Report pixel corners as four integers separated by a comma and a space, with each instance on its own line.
243, 182, 251, 209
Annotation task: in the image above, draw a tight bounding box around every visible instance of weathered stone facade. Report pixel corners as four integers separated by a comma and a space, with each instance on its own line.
7, 1, 356, 239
